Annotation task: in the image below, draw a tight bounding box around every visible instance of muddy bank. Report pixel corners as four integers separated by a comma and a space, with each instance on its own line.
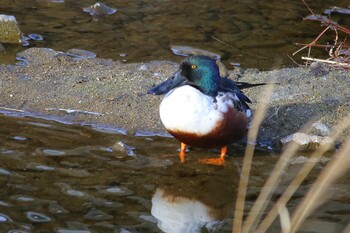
0, 48, 349, 146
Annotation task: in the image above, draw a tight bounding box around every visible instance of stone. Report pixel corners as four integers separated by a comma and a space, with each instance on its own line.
280, 132, 335, 151
83, 2, 117, 16
170, 45, 221, 60
0, 15, 21, 44
311, 122, 331, 137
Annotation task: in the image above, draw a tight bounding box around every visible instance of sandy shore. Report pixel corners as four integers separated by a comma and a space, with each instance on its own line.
1, 48, 349, 146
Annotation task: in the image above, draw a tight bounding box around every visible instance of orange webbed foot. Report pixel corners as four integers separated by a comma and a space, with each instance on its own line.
179, 142, 187, 163
199, 157, 225, 165
198, 146, 227, 166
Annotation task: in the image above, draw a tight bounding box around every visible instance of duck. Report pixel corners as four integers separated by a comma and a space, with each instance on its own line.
148, 55, 262, 165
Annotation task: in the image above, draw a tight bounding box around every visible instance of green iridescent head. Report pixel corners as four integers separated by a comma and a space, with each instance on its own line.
147, 55, 221, 97
179, 56, 220, 96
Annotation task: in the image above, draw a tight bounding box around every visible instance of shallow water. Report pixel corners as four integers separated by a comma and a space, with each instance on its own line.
1, 0, 350, 69
0, 113, 349, 233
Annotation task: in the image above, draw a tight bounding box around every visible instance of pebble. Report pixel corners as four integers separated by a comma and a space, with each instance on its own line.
170, 45, 221, 59
311, 122, 331, 137
83, 2, 117, 16
280, 132, 335, 151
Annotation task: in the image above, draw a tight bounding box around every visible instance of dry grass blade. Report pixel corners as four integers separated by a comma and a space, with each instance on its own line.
278, 205, 291, 233
342, 222, 350, 233
242, 139, 301, 233
289, 137, 350, 233
242, 116, 325, 233
232, 83, 275, 233
255, 113, 350, 233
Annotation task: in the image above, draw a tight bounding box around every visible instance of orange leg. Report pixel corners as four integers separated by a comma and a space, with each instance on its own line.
179, 142, 187, 163
199, 146, 227, 166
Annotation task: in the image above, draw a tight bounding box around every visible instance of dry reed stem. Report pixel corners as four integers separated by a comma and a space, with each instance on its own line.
255, 113, 350, 233
289, 137, 350, 233
242, 140, 302, 233
342, 222, 350, 233
232, 83, 275, 233
278, 205, 291, 233
242, 118, 319, 233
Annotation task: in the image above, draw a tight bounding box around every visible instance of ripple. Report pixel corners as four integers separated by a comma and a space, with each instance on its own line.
57, 229, 92, 233
96, 185, 134, 196
48, 203, 69, 214
0, 168, 11, 176
10, 184, 38, 192
56, 183, 86, 197
46, 0, 65, 2
12, 135, 27, 141
0, 213, 12, 222
0, 149, 14, 154
0, 200, 9, 206
90, 198, 123, 208
83, 209, 113, 221
27, 121, 52, 128
26, 162, 55, 171
25, 211, 52, 222
11, 195, 34, 202
8, 230, 30, 233
120, 229, 133, 233
139, 214, 157, 223
106, 186, 132, 195
42, 149, 66, 156
58, 168, 90, 178
66, 189, 85, 197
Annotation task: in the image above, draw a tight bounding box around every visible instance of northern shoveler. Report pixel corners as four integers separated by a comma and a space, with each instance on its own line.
148, 55, 261, 165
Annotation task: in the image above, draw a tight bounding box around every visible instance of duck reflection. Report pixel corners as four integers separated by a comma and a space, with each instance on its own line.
151, 161, 240, 233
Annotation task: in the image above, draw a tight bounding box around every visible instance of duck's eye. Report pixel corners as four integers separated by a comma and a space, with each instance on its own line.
191, 65, 197, 69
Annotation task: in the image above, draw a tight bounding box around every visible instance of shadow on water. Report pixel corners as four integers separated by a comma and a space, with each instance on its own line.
0, 114, 349, 232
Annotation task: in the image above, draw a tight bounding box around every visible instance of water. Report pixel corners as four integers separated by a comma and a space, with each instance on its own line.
0, 113, 349, 232
1, 0, 350, 69
1, 1, 350, 232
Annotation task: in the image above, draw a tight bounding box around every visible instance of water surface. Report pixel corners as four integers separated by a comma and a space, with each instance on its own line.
0, 113, 349, 232
1, 0, 350, 69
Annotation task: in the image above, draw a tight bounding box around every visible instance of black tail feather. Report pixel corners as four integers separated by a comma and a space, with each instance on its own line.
235, 81, 271, 90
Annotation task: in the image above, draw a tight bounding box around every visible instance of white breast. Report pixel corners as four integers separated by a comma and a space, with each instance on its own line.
159, 85, 234, 136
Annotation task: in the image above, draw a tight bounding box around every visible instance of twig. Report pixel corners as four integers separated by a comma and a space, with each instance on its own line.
302, 0, 315, 15
301, 56, 350, 68
293, 25, 331, 56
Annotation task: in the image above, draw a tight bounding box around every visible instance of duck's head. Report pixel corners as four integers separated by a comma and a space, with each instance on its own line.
147, 56, 220, 97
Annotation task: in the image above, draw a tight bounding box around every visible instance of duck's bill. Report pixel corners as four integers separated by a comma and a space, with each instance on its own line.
147, 69, 188, 95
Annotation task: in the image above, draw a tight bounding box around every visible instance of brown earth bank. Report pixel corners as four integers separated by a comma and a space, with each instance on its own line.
0, 48, 349, 147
